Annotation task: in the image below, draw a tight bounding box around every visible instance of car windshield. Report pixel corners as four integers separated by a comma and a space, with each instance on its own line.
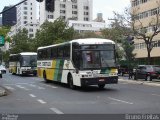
80, 45, 116, 69
21, 55, 37, 67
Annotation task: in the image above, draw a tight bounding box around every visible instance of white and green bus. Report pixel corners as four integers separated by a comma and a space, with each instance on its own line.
9, 52, 37, 76
37, 38, 118, 89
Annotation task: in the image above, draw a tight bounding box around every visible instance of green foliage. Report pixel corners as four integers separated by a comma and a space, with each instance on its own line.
10, 28, 32, 54
33, 18, 76, 50
121, 40, 136, 68
0, 26, 10, 37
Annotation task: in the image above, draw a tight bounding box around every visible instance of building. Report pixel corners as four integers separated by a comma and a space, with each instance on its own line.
16, 0, 39, 38
93, 13, 105, 23
2, 6, 17, 26
68, 20, 105, 33
39, 0, 93, 25
131, 0, 160, 65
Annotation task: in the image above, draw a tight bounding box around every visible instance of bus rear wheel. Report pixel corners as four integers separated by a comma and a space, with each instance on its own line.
68, 75, 76, 90
98, 84, 105, 89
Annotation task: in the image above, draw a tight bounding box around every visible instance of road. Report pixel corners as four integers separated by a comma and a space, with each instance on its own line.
0, 72, 160, 115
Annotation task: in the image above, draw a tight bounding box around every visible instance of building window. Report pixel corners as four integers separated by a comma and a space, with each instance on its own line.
72, 5, 77, 9
60, 4, 65, 8
60, 16, 66, 20
84, 17, 89, 21
24, 16, 27, 19
29, 34, 34, 38
24, 21, 27, 24
24, 11, 27, 15
31, 12, 32, 15
84, 6, 89, 10
24, 7, 27, 10
60, 10, 66, 14
24, 2, 27, 5
31, 17, 32, 19
29, 28, 33, 32
84, 12, 89, 15
72, 11, 77, 15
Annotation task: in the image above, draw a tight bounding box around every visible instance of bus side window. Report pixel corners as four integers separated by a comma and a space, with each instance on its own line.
51, 47, 57, 59
47, 48, 51, 59
57, 47, 63, 58
63, 45, 70, 58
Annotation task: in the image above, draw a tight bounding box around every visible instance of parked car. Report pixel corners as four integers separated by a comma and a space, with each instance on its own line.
133, 65, 160, 81
0, 65, 6, 74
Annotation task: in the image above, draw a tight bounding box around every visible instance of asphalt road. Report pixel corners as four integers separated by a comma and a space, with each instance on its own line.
0, 72, 160, 115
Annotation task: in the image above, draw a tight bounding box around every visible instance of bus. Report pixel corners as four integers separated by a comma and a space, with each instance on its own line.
9, 52, 37, 76
37, 38, 118, 89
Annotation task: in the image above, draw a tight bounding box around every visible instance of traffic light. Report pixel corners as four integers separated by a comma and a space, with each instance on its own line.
45, 0, 55, 12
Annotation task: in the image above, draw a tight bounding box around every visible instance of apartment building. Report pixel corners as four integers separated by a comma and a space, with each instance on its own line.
16, 0, 39, 38
39, 0, 93, 24
2, 6, 17, 26
131, 0, 160, 65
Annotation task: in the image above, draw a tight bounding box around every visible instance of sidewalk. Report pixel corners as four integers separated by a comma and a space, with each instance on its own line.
0, 86, 7, 97
119, 77, 160, 87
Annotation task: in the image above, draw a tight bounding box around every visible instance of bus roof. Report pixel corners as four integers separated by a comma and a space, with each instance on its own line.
38, 38, 115, 50
10, 52, 37, 56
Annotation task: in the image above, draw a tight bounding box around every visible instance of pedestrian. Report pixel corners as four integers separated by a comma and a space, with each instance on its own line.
128, 68, 133, 79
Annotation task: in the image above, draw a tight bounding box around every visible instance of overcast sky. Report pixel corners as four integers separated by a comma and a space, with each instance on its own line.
0, 0, 130, 25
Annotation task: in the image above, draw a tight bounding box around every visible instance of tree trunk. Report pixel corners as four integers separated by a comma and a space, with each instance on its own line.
147, 49, 151, 65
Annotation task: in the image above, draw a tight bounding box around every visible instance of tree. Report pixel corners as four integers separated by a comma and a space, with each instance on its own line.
10, 28, 32, 54
33, 18, 76, 51
0, 26, 11, 42
114, 3, 160, 65
121, 40, 136, 69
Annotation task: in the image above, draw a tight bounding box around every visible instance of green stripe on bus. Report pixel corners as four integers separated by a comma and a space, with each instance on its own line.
100, 68, 110, 74
54, 60, 60, 81
57, 60, 64, 82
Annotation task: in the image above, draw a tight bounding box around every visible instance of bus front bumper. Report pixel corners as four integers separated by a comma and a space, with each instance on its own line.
22, 70, 37, 75
81, 76, 118, 86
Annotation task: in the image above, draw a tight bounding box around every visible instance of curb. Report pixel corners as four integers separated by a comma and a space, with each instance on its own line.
119, 79, 160, 87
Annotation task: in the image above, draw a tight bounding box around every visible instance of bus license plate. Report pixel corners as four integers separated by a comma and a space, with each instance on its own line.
99, 79, 105, 82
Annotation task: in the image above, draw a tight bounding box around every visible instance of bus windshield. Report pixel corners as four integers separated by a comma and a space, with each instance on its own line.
21, 55, 37, 67
80, 45, 116, 69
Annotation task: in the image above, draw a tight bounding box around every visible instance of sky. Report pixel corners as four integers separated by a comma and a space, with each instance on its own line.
0, 0, 130, 25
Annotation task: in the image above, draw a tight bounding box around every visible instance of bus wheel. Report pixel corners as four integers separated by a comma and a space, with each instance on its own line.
43, 71, 49, 83
98, 84, 105, 89
68, 75, 76, 90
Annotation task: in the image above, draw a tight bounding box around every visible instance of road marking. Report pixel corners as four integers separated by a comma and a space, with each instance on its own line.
152, 94, 160, 97
4, 82, 35, 86
16, 85, 30, 91
29, 94, 36, 98
37, 99, 46, 104
44, 84, 57, 89
108, 97, 133, 104
50, 108, 64, 114
38, 87, 45, 90
4, 86, 15, 90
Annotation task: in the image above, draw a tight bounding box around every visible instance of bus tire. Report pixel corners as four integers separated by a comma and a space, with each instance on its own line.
43, 71, 49, 83
68, 74, 76, 90
98, 84, 105, 89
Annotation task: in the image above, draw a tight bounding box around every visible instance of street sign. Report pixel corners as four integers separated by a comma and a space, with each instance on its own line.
0, 36, 5, 46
